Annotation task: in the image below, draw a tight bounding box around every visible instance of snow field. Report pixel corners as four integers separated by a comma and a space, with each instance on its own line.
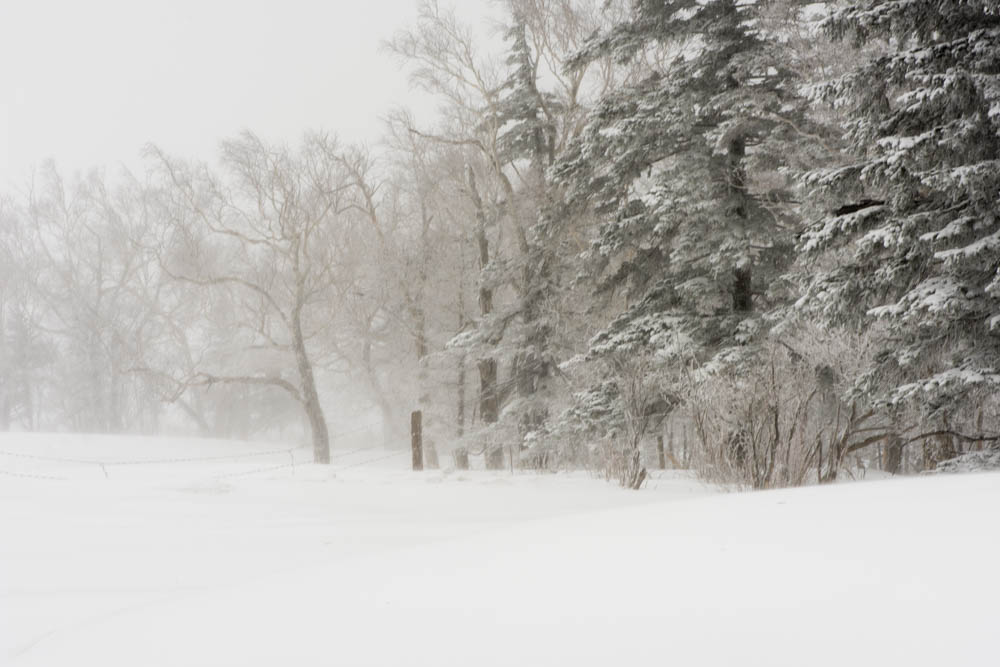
1, 433, 997, 666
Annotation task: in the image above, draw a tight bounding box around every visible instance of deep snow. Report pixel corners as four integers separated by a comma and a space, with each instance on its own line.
1, 433, 997, 666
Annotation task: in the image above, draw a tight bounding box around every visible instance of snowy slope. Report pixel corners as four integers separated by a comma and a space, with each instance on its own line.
2, 433, 997, 666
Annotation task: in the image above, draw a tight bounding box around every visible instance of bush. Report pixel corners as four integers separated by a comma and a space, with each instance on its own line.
686, 325, 878, 489
550, 353, 674, 488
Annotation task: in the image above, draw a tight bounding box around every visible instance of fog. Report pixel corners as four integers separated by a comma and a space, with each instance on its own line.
0, 0, 503, 453
1, 0, 498, 184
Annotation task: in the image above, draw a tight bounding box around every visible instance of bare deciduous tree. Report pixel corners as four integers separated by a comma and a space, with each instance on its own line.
149, 132, 358, 463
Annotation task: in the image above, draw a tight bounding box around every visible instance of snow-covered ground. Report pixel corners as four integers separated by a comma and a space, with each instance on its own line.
1, 433, 997, 666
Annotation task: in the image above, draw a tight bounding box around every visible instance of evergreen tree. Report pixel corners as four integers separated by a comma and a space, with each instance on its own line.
496, 19, 562, 436
801, 1, 1000, 417
546, 0, 821, 485
490, 20, 562, 173
476, 17, 569, 447
553, 0, 814, 384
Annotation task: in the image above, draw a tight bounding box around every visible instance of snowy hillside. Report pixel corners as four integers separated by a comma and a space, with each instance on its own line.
2, 433, 996, 666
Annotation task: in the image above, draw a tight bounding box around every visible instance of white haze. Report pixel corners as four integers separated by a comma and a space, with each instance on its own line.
0, 0, 496, 185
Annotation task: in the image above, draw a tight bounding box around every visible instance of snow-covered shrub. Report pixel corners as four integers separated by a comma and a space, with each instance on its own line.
517, 428, 557, 472
551, 353, 674, 488
686, 324, 880, 489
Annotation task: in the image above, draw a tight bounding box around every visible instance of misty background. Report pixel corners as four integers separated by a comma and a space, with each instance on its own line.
0, 0, 496, 182
0, 0, 505, 454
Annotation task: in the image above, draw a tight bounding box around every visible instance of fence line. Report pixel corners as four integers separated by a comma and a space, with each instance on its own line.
216, 461, 300, 479
212, 449, 410, 480
332, 450, 409, 471
0, 447, 301, 467
0, 468, 67, 481
0, 423, 379, 470
0, 440, 410, 481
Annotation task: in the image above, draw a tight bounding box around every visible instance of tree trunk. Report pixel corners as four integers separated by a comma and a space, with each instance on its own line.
467, 166, 502, 468
411, 410, 423, 471
624, 442, 646, 490
478, 360, 499, 424
933, 417, 957, 466
883, 435, 903, 474
108, 338, 124, 433
733, 264, 753, 313
414, 305, 429, 413
727, 135, 754, 314
0, 392, 9, 431
292, 299, 330, 464
456, 353, 466, 437
361, 325, 398, 448
415, 198, 431, 419
479, 358, 504, 470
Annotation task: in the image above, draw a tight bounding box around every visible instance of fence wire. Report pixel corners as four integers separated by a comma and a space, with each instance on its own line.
0, 468, 67, 481
332, 450, 409, 471
0, 446, 301, 467
0, 442, 412, 482
216, 461, 300, 479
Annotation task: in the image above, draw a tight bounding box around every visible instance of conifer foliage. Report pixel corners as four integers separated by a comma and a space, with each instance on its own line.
802, 1, 1000, 412
555, 0, 811, 367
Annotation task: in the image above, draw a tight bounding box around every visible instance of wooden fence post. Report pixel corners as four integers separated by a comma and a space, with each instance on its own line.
657, 435, 666, 470
411, 410, 423, 471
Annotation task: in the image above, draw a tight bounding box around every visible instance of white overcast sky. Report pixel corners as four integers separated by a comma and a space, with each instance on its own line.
0, 0, 497, 186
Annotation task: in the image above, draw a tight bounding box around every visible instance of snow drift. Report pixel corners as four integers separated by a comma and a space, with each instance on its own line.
1, 433, 997, 666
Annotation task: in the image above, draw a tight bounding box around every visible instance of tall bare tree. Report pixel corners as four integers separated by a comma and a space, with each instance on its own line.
149, 132, 358, 463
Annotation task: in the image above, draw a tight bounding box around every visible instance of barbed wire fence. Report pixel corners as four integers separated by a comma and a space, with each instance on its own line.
0, 468, 68, 481
0, 422, 412, 482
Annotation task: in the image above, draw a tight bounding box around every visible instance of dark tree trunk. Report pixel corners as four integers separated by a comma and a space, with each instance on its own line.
467, 166, 502, 468
411, 410, 423, 471
733, 265, 752, 312
883, 435, 903, 475
726, 134, 754, 314
456, 353, 466, 438
625, 444, 647, 490
477, 361, 498, 423
297, 348, 330, 464
514, 287, 550, 436
479, 358, 504, 470
934, 416, 957, 464
292, 296, 329, 464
